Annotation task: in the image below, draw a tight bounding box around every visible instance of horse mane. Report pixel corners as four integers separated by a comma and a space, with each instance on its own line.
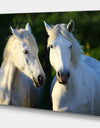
1, 28, 38, 68
48, 24, 83, 67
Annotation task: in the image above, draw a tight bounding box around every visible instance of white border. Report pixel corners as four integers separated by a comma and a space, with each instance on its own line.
0, 0, 100, 128
0, 105, 100, 128
0, 0, 100, 13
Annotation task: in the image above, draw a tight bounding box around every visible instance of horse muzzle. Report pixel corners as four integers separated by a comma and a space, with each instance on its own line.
57, 70, 70, 84
33, 74, 46, 88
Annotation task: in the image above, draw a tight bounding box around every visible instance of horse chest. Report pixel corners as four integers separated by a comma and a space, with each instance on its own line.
52, 82, 93, 114
11, 78, 30, 107
11, 90, 30, 107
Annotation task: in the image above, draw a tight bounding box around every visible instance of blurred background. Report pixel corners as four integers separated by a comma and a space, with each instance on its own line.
0, 11, 100, 110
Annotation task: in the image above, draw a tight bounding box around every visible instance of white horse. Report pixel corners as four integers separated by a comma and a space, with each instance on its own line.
44, 20, 100, 115
0, 23, 46, 107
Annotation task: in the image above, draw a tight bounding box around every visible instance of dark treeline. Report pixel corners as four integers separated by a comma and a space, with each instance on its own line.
0, 11, 100, 109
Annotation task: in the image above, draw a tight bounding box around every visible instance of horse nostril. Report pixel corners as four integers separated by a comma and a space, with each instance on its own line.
38, 75, 43, 85
58, 70, 61, 77
67, 71, 70, 78
58, 70, 70, 79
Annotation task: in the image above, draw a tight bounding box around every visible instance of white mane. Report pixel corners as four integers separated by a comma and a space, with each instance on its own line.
48, 24, 83, 67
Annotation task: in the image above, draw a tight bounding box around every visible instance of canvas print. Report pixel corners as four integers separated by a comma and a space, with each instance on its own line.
0, 11, 100, 116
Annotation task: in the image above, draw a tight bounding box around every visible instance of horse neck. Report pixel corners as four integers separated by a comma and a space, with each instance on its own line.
69, 58, 85, 84
2, 54, 20, 91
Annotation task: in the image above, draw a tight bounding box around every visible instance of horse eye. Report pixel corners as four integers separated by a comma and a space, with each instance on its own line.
50, 45, 54, 48
70, 45, 72, 49
23, 50, 28, 54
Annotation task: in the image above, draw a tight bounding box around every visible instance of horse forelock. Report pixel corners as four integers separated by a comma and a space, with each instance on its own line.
1, 29, 38, 68
48, 24, 83, 67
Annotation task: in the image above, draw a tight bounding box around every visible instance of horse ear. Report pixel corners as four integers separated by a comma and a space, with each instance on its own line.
25, 23, 31, 33
10, 26, 22, 38
67, 20, 74, 32
44, 21, 53, 36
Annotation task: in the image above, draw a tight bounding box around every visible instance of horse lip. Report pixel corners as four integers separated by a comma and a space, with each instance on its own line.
58, 80, 68, 84
57, 77, 69, 84
33, 77, 40, 88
